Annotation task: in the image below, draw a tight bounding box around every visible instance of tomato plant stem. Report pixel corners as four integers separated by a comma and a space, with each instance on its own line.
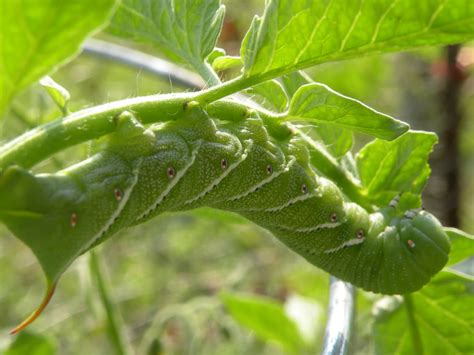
192, 60, 222, 87
89, 249, 133, 355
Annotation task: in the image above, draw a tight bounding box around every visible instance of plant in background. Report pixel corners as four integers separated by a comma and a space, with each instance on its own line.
0, 0, 473, 354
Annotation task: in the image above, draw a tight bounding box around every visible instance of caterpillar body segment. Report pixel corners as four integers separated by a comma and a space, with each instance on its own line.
0, 107, 450, 301
0, 152, 140, 281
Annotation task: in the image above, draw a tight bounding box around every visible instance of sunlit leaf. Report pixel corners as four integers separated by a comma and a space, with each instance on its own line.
374, 272, 474, 354
4, 331, 56, 355
0, 0, 116, 115
444, 228, 474, 267
109, 0, 225, 68
221, 292, 305, 354
212, 56, 242, 71
288, 83, 408, 140
246, 80, 288, 112
242, 0, 474, 78
206, 47, 226, 64
280, 71, 313, 98
281, 72, 354, 157
356, 131, 437, 207
39, 76, 70, 115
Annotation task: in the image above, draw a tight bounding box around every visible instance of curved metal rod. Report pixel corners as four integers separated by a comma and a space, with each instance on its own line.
321, 277, 355, 355
83, 39, 204, 90
81, 38, 356, 355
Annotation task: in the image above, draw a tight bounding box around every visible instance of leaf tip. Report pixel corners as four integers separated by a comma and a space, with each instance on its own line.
382, 120, 410, 141
394, 121, 410, 138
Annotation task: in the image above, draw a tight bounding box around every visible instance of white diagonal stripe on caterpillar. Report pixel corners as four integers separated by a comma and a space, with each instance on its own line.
324, 237, 365, 254
76, 158, 143, 263
276, 221, 343, 233
263, 191, 317, 212
225, 149, 289, 202
229, 157, 301, 212
184, 140, 253, 205
137, 142, 202, 220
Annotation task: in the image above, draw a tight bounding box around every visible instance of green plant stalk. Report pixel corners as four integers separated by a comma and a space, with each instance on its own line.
403, 294, 424, 355
9, 106, 64, 170
194, 75, 260, 104
192, 59, 222, 87
89, 249, 133, 355
0, 93, 192, 169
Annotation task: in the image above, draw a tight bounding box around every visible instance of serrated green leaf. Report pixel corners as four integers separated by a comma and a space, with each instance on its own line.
108, 0, 225, 69
246, 80, 288, 112
5, 331, 56, 355
288, 83, 408, 140
281, 72, 353, 157
0, 0, 116, 116
445, 228, 474, 267
39, 76, 70, 115
242, 0, 474, 78
374, 272, 474, 354
221, 292, 305, 354
356, 131, 437, 207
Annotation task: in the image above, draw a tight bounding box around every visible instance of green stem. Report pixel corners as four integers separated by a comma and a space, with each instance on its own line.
404, 294, 424, 355
9, 106, 64, 170
193, 68, 304, 105
89, 249, 133, 355
192, 60, 222, 87
0, 93, 192, 169
194, 75, 260, 104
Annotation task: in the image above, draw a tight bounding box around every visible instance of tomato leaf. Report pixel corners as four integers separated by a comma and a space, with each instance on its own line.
246, 80, 288, 112
221, 292, 305, 354
444, 228, 474, 267
356, 131, 437, 207
39, 76, 70, 115
0, 0, 116, 116
288, 83, 408, 140
242, 0, 474, 78
109, 0, 224, 69
374, 272, 474, 354
4, 331, 56, 355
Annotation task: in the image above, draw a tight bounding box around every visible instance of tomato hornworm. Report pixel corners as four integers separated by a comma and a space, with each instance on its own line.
0, 104, 450, 332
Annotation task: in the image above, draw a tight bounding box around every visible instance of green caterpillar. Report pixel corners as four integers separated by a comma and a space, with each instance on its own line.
0, 104, 450, 330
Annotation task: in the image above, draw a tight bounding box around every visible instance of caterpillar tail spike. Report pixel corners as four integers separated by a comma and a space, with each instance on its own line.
9, 283, 57, 335
0, 108, 450, 331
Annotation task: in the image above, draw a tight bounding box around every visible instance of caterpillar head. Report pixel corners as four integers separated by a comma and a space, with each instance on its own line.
318, 206, 451, 295
398, 210, 450, 277
366, 210, 450, 295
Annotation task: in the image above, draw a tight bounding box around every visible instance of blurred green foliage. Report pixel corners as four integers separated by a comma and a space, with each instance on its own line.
0, 0, 473, 354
